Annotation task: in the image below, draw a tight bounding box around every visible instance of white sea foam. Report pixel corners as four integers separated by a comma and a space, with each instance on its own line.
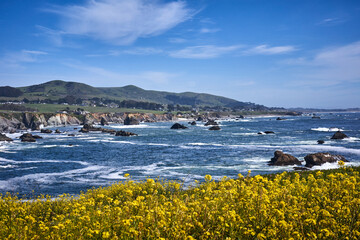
232, 132, 259, 136
343, 137, 360, 142
146, 143, 170, 146
111, 124, 166, 129
187, 142, 224, 147
0, 157, 17, 163
311, 127, 343, 132
0, 164, 15, 169
41, 144, 79, 148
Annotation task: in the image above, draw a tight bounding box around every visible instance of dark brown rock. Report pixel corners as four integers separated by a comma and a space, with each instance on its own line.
317, 140, 325, 144
115, 130, 138, 137
204, 120, 218, 126
268, 151, 301, 166
41, 129, 53, 134
102, 128, 116, 133
55, 129, 61, 134
264, 131, 275, 134
304, 152, 348, 168
190, 121, 196, 126
209, 126, 221, 131
20, 133, 37, 142
79, 124, 102, 132
100, 117, 108, 126
276, 117, 285, 121
331, 131, 348, 140
124, 116, 140, 125
170, 123, 188, 129
0, 133, 13, 142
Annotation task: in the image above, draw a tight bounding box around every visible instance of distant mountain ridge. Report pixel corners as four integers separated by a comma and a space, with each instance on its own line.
1, 80, 267, 110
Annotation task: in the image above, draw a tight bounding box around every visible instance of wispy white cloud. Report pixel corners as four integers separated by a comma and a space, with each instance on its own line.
317, 17, 346, 26
46, 0, 196, 45
169, 38, 187, 44
63, 62, 177, 86
285, 41, 360, 87
0, 50, 48, 68
85, 47, 163, 57
200, 28, 220, 34
245, 44, 297, 55
122, 47, 164, 55
169, 45, 242, 59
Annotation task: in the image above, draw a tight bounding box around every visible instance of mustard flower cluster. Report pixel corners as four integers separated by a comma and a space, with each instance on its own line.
0, 166, 359, 239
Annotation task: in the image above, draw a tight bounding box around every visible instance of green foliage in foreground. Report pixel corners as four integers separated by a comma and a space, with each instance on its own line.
1, 166, 359, 239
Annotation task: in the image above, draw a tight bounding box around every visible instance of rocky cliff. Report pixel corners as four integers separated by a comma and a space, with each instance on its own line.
0, 112, 176, 133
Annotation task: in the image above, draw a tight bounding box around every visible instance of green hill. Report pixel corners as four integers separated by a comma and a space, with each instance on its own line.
1, 80, 267, 109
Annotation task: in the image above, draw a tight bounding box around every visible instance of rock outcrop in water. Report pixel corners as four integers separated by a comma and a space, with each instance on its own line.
124, 116, 140, 125
331, 131, 348, 140
204, 120, 218, 126
41, 129, 52, 134
100, 117, 108, 126
115, 130, 138, 137
20, 133, 42, 142
0, 133, 12, 141
268, 151, 301, 166
170, 123, 188, 129
209, 126, 221, 131
304, 152, 347, 168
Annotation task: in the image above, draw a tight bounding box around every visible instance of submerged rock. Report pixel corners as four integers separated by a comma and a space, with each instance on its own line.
268, 151, 301, 166
115, 130, 138, 137
100, 117, 108, 126
20, 133, 40, 142
276, 117, 286, 121
102, 128, 116, 133
124, 116, 140, 125
304, 152, 348, 168
190, 121, 196, 126
170, 123, 188, 129
79, 124, 102, 132
264, 131, 275, 134
204, 120, 218, 126
55, 129, 61, 134
209, 126, 221, 131
317, 140, 325, 144
41, 129, 53, 134
0, 133, 13, 142
331, 131, 348, 140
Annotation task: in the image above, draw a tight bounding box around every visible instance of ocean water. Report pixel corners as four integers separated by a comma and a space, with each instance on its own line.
0, 112, 359, 196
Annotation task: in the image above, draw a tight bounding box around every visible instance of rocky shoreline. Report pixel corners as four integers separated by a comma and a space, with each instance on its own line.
0, 112, 176, 133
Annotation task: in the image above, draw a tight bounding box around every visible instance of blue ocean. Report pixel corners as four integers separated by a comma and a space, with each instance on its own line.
1, 113, 360, 196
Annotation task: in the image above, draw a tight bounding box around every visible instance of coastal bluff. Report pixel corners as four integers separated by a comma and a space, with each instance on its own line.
0, 112, 175, 132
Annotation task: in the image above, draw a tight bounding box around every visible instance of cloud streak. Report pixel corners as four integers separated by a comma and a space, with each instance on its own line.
0, 50, 48, 68
169, 45, 242, 59
285, 41, 360, 87
245, 45, 297, 55
46, 0, 195, 45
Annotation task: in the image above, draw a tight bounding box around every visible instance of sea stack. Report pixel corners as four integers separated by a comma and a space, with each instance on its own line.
331, 131, 348, 140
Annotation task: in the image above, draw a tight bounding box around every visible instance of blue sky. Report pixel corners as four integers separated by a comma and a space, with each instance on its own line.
1, 0, 360, 108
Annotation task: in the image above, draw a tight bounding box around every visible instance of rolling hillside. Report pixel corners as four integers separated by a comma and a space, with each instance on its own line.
1, 80, 267, 109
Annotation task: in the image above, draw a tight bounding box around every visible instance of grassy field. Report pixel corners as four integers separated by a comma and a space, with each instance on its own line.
1, 165, 359, 239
